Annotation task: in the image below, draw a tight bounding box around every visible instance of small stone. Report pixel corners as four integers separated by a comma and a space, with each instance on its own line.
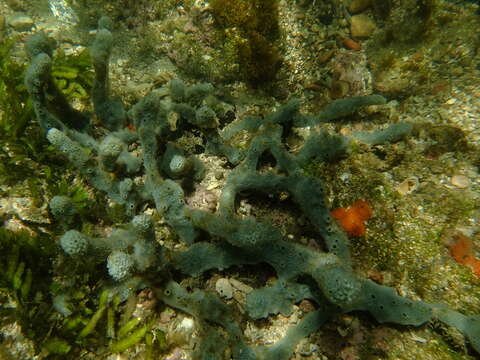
374, 78, 410, 97
8, 14, 34, 31
445, 98, 457, 105
343, 38, 361, 51
165, 348, 186, 360
159, 309, 175, 323
229, 278, 253, 293
348, 0, 372, 14
216, 278, 233, 299
350, 14, 376, 38
178, 317, 194, 331
396, 177, 418, 195
451, 175, 470, 189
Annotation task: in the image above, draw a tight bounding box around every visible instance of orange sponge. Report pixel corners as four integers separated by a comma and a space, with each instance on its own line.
331, 200, 372, 237
448, 233, 480, 278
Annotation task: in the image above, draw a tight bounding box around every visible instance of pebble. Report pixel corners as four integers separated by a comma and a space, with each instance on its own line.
159, 309, 176, 323
178, 317, 194, 331
350, 14, 376, 38
396, 177, 419, 195
451, 175, 470, 189
7, 14, 34, 31
343, 37, 361, 51
48, 0, 78, 25
445, 98, 457, 105
216, 278, 233, 299
165, 348, 187, 360
229, 278, 253, 293
348, 0, 372, 14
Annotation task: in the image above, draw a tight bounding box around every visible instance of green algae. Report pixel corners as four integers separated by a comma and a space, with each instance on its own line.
209, 0, 281, 86
110, 322, 150, 352
52, 48, 94, 104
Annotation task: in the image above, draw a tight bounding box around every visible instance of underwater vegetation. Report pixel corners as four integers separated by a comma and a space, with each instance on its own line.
0, 228, 57, 353
50, 47, 93, 104
0, 39, 33, 141
0, 35, 93, 188
209, 0, 281, 86
10, 14, 479, 359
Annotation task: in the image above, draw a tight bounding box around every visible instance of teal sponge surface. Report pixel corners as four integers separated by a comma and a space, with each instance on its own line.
49, 195, 77, 221
60, 230, 89, 256
107, 250, 135, 281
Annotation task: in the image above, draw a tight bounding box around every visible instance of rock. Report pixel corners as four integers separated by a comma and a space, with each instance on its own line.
0, 197, 50, 224
451, 175, 470, 189
374, 77, 410, 97
348, 0, 372, 14
396, 177, 419, 196
216, 278, 233, 299
178, 317, 194, 331
229, 278, 253, 293
8, 14, 34, 31
350, 14, 376, 38
343, 38, 361, 51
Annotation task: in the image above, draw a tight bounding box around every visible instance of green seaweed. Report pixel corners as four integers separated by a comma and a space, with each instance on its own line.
0, 228, 56, 351
52, 48, 94, 103
0, 39, 33, 140
0, 39, 94, 188
210, 0, 281, 86
78, 290, 110, 338
41, 337, 72, 356
110, 324, 149, 352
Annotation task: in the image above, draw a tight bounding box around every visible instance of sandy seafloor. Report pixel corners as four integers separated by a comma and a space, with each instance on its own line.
1, 0, 480, 359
